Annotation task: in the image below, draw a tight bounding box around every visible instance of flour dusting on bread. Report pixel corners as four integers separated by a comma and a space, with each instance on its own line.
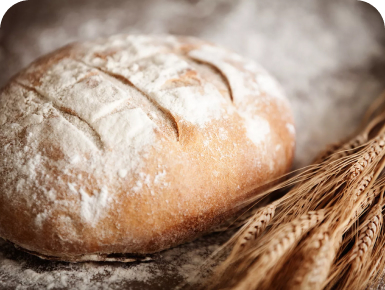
0, 35, 294, 260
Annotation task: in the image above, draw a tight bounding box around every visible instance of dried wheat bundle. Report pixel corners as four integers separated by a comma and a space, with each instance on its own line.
325, 199, 383, 290
203, 92, 385, 290
274, 221, 341, 290
212, 210, 326, 290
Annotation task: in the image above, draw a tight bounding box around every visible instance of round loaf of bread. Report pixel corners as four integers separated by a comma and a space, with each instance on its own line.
0, 35, 295, 261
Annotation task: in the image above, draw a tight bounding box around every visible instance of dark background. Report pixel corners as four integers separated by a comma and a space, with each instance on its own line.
1, 0, 385, 289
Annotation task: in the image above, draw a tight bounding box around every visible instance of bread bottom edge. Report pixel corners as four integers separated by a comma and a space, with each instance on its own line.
1, 238, 155, 263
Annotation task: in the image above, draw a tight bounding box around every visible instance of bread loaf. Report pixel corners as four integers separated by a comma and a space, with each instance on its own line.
0, 35, 295, 261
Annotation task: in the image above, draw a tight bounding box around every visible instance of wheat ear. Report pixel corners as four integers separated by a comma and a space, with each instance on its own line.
342, 156, 385, 234
352, 174, 374, 202
330, 203, 383, 290
352, 190, 385, 290
324, 166, 385, 290
349, 205, 383, 269
228, 210, 326, 290
210, 201, 278, 283
349, 135, 385, 181
287, 224, 341, 290
231, 201, 277, 252
327, 182, 384, 284
283, 163, 385, 290
354, 225, 385, 290
288, 194, 376, 290
344, 177, 378, 229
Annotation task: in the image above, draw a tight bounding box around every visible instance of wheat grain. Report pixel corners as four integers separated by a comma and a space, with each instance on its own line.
343, 175, 377, 228
346, 188, 378, 233
349, 136, 385, 181
352, 174, 374, 202
326, 189, 385, 290
237, 202, 276, 249
356, 194, 385, 289
349, 205, 383, 270
355, 233, 385, 290
327, 205, 384, 289
290, 225, 340, 290
231, 210, 325, 290
257, 210, 325, 259
212, 202, 278, 282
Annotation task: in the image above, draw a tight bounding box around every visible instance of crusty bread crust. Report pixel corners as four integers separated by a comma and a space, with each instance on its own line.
0, 35, 295, 261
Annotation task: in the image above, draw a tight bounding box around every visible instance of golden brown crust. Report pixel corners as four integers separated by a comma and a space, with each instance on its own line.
0, 35, 295, 261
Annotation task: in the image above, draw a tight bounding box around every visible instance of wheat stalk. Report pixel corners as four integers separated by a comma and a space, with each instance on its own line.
344, 187, 380, 234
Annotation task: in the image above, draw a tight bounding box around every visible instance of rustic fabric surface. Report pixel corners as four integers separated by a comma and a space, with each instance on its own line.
1, 0, 385, 289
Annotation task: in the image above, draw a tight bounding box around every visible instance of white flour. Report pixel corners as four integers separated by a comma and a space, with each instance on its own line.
0, 232, 227, 289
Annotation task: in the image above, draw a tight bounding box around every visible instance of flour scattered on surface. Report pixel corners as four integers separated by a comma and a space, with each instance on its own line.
0, 231, 230, 290
0, 240, 160, 290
